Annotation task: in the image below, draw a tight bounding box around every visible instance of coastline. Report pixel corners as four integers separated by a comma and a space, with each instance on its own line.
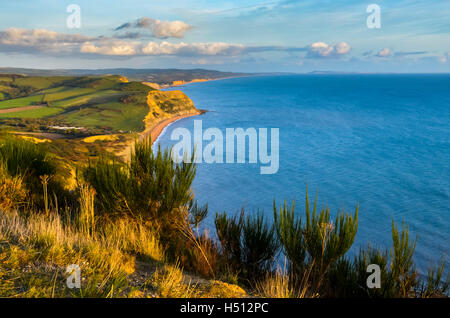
147, 110, 205, 146
121, 110, 205, 161
161, 75, 251, 89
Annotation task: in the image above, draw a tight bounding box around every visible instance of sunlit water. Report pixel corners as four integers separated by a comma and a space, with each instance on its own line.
156, 74, 450, 272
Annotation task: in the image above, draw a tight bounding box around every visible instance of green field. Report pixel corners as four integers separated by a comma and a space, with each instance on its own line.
0, 95, 44, 109
0, 74, 154, 131
0, 106, 64, 119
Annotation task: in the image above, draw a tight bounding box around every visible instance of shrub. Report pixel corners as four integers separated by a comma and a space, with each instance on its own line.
215, 210, 244, 272
0, 137, 56, 195
83, 157, 129, 216
0, 137, 69, 209
0, 164, 28, 211
274, 190, 358, 291
175, 201, 218, 278
242, 212, 279, 280
419, 258, 450, 297
84, 138, 196, 228
390, 221, 417, 297
215, 209, 279, 284
327, 246, 393, 298
273, 200, 306, 276
303, 191, 358, 289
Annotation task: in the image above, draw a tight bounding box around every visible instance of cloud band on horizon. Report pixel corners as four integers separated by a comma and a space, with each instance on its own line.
0, 27, 352, 60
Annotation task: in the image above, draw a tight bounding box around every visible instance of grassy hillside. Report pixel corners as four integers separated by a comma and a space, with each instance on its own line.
0, 74, 200, 177
0, 74, 151, 131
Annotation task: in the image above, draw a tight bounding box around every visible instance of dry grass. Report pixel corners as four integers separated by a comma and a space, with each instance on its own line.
256, 266, 314, 298
0, 171, 27, 211
149, 262, 196, 298
0, 207, 165, 297
77, 184, 96, 237
256, 269, 297, 298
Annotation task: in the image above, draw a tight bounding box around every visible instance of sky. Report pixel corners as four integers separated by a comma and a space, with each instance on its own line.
0, 0, 449, 73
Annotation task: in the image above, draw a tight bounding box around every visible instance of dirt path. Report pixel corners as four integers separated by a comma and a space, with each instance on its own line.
0, 105, 43, 114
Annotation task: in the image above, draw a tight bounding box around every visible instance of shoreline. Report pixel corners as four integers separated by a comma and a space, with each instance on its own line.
162, 75, 251, 89
121, 110, 205, 160
148, 110, 206, 146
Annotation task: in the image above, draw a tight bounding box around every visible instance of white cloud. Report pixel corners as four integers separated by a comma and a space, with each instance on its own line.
376, 48, 391, 57
143, 41, 244, 56
307, 42, 351, 58
0, 27, 357, 65
81, 40, 138, 56
81, 41, 245, 57
335, 42, 351, 55
115, 17, 193, 39
0, 27, 244, 58
0, 28, 93, 53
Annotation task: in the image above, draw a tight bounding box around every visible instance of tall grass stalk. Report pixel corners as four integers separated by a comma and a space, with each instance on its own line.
78, 184, 96, 237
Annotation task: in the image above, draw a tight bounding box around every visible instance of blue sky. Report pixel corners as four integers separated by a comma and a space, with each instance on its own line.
0, 0, 449, 72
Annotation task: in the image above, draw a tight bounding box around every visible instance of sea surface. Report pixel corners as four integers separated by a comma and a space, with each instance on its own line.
156, 74, 450, 272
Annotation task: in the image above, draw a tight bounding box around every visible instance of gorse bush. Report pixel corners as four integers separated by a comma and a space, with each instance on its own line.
303, 192, 358, 289
327, 224, 428, 298
175, 201, 218, 278
327, 246, 393, 297
420, 258, 450, 297
215, 209, 279, 284
273, 190, 358, 291
84, 138, 204, 268
242, 212, 280, 280
0, 137, 55, 197
273, 200, 306, 276
84, 138, 195, 227
215, 210, 244, 271
0, 137, 75, 210
271, 190, 449, 298
390, 221, 417, 297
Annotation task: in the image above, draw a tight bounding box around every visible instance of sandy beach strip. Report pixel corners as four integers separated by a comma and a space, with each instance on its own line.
147, 111, 204, 145
120, 110, 204, 160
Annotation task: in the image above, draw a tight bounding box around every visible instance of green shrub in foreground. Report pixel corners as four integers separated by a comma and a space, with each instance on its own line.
85, 138, 195, 220
215, 210, 280, 284
0, 137, 69, 208
0, 137, 55, 192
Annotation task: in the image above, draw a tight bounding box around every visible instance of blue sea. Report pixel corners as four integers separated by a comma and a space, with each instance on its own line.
156, 74, 450, 272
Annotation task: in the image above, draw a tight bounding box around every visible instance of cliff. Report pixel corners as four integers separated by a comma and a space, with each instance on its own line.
144, 90, 201, 127
171, 79, 209, 86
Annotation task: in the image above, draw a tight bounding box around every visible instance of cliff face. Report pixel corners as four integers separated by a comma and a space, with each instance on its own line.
145, 90, 200, 124
172, 79, 209, 86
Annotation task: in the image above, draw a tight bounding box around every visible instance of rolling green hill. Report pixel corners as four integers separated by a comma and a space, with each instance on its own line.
0, 74, 200, 168
0, 74, 153, 132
